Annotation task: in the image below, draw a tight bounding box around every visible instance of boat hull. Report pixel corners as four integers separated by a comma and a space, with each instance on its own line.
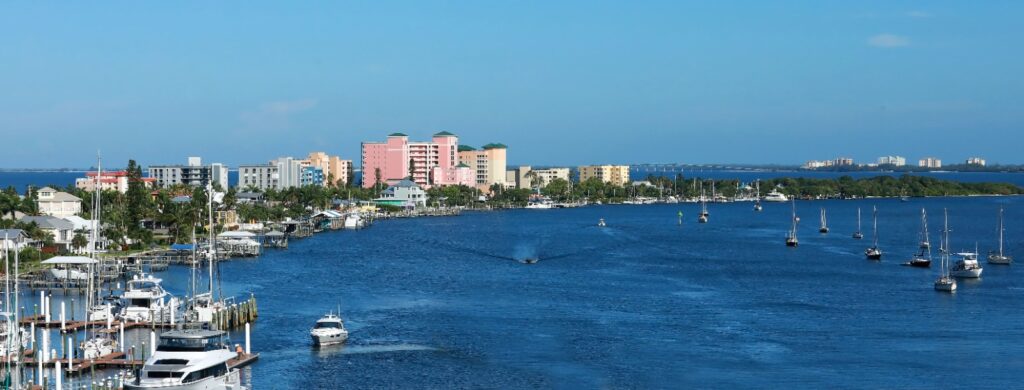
311, 332, 348, 346
987, 254, 1012, 265
934, 279, 957, 292
951, 268, 983, 278
908, 259, 931, 268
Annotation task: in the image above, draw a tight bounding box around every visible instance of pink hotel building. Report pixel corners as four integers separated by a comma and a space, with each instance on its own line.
361, 132, 474, 188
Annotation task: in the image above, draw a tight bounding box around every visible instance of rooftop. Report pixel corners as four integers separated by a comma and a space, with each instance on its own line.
482, 143, 508, 150
433, 131, 457, 137
388, 132, 408, 137
457, 145, 476, 152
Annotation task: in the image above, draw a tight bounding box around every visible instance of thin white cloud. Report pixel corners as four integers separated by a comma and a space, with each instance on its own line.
867, 34, 911, 48
907, 10, 932, 18
239, 99, 318, 131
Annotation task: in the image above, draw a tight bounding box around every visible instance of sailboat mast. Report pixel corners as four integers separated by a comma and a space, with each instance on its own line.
998, 208, 1004, 256
857, 208, 862, 232
207, 183, 216, 299
872, 206, 879, 247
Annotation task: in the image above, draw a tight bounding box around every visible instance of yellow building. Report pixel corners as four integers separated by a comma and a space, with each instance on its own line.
457, 143, 508, 191
578, 165, 630, 186
307, 152, 354, 186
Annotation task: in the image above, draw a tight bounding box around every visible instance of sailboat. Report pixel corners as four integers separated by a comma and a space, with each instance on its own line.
698, 183, 709, 223
819, 208, 829, 233
852, 208, 864, 239
865, 206, 882, 260
907, 208, 931, 268
934, 209, 957, 292
786, 199, 799, 247
987, 208, 1012, 264
753, 180, 763, 211
126, 183, 245, 390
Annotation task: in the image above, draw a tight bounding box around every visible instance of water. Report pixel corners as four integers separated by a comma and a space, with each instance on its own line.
5, 175, 1024, 387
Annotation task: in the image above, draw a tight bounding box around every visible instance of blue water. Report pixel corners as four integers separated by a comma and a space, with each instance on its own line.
71, 196, 1017, 388
7, 173, 1024, 387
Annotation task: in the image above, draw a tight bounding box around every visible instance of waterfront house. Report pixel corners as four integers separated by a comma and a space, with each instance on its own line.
36, 187, 82, 218
19, 215, 75, 249
374, 179, 427, 208
0, 229, 31, 251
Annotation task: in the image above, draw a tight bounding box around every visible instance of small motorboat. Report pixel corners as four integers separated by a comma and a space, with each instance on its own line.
597, 218, 606, 227
523, 258, 539, 264
81, 335, 118, 359
310, 313, 349, 347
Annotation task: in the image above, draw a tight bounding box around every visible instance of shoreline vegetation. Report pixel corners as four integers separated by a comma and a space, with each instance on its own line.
2, 163, 1021, 273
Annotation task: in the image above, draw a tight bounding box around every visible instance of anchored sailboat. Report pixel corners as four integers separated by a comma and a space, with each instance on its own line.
907, 208, 931, 268
852, 208, 864, 239
865, 206, 882, 260
934, 209, 957, 292
786, 199, 799, 247
698, 182, 709, 223
987, 208, 1012, 264
819, 208, 829, 233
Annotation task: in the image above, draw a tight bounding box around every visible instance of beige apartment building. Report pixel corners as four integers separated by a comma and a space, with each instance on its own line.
578, 165, 630, 186
458, 143, 508, 191
307, 152, 354, 186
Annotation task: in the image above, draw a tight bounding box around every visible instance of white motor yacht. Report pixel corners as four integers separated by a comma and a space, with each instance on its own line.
121, 274, 180, 323
525, 202, 553, 209
310, 313, 349, 346
125, 328, 244, 390
81, 335, 119, 359
763, 190, 789, 202
343, 213, 364, 229
951, 250, 983, 278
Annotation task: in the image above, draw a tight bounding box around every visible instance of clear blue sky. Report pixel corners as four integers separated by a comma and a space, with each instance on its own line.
1, 1, 1021, 168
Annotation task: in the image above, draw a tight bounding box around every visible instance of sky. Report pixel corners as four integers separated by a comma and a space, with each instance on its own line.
1, 1, 1022, 168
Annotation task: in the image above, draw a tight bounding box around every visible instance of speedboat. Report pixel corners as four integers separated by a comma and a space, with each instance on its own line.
523, 258, 539, 264
597, 218, 606, 227
951, 251, 983, 278
310, 313, 349, 347
763, 190, 788, 202
121, 274, 180, 323
124, 328, 243, 390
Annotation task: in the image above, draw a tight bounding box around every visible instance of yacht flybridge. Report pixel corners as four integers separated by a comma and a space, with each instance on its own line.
121, 273, 180, 323
125, 329, 243, 390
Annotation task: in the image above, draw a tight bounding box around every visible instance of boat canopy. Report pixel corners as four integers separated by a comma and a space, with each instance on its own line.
41, 256, 98, 265
217, 231, 256, 239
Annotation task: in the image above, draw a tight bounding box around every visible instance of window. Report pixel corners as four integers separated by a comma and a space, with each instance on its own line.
182, 363, 228, 384
147, 371, 184, 379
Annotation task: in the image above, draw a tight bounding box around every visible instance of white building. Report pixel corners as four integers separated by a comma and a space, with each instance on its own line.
0, 229, 31, 251
966, 157, 986, 166
36, 187, 82, 218
148, 157, 229, 188
374, 179, 427, 208
238, 164, 279, 190
877, 156, 906, 166
919, 157, 942, 168
19, 216, 75, 248
528, 168, 571, 188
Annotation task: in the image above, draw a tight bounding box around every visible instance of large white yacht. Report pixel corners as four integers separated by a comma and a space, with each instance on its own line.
121, 274, 180, 323
763, 190, 789, 202
310, 313, 349, 346
125, 328, 244, 390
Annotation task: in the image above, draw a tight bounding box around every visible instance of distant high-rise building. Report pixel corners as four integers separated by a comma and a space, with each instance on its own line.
307, 152, 354, 186
238, 163, 278, 190
919, 157, 942, 168
578, 165, 630, 186
833, 157, 854, 166
966, 157, 986, 166
877, 156, 906, 166
148, 157, 229, 188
